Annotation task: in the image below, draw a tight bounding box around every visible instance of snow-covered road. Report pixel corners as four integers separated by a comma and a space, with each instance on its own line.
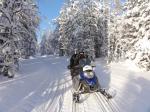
0, 56, 150, 112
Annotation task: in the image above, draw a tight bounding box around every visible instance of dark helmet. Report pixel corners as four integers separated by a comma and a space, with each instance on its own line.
79, 51, 85, 59
79, 51, 84, 55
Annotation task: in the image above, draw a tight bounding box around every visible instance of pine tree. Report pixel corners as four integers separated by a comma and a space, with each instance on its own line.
57, 0, 108, 59
0, 0, 39, 59
108, 0, 150, 70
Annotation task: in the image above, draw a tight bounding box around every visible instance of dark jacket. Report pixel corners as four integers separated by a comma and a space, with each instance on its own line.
70, 54, 79, 68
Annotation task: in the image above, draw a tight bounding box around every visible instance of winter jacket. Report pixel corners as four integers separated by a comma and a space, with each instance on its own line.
79, 57, 91, 68
70, 54, 79, 68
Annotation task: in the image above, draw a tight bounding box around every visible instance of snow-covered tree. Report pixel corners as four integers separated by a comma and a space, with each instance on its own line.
40, 30, 55, 55
52, 26, 60, 55
57, 0, 108, 59
108, 0, 150, 70
0, 0, 39, 59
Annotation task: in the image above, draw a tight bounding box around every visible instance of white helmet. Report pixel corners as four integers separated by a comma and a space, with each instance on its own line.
83, 65, 93, 72
83, 65, 94, 78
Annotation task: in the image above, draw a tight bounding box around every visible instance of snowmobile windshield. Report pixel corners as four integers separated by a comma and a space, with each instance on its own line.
84, 71, 94, 79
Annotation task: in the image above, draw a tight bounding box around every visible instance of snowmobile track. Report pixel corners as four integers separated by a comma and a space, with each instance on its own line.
72, 101, 77, 112
71, 90, 79, 112
95, 92, 120, 112
9, 74, 52, 112
45, 80, 60, 112
58, 77, 69, 112
0, 73, 38, 87
94, 93, 108, 112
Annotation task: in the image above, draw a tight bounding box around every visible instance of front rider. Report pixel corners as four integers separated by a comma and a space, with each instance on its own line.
78, 52, 91, 69
69, 51, 91, 79
69, 53, 79, 79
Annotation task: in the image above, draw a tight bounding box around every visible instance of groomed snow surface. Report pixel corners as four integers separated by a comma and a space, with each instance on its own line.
0, 56, 150, 112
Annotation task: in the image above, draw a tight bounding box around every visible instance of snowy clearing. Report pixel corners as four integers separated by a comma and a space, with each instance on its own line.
0, 56, 150, 112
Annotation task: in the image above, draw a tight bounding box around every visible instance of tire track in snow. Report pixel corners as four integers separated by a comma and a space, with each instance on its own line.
61, 89, 73, 112
72, 100, 77, 112
57, 77, 70, 112
81, 98, 88, 112
31, 80, 60, 112
94, 93, 109, 112
45, 76, 71, 112
9, 74, 53, 112
84, 94, 97, 112
43, 80, 60, 112
0, 73, 39, 87
30, 63, 70, 111
59, 85, 67, 112
0, 57, 63, 87
30, 81, 57, 112
107, 100, 120, 112
72, 97, 81, 112
59, 76, 72, 112
9, 62, 65, 112
71, 88, 79, 112
82, 93, 104, 112
95, 92, 120, 112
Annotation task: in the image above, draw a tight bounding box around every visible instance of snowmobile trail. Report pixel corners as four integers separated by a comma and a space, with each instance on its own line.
0, 56, 150, 112
94, 93, 120, 112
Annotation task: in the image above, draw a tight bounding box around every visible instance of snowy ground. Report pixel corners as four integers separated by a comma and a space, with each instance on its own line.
0, 56, 150, 112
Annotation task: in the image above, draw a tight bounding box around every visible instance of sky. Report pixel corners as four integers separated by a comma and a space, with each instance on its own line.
36, 0, 126, 43
36, 0, 65, 42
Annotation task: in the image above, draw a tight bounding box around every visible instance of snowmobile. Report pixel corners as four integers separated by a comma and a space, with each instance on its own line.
72, 65, 116, 103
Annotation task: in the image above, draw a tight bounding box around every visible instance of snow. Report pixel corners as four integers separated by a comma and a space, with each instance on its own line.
29, 56, 35, 59
108, 0, 150, 71
0, 56, 150, 112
